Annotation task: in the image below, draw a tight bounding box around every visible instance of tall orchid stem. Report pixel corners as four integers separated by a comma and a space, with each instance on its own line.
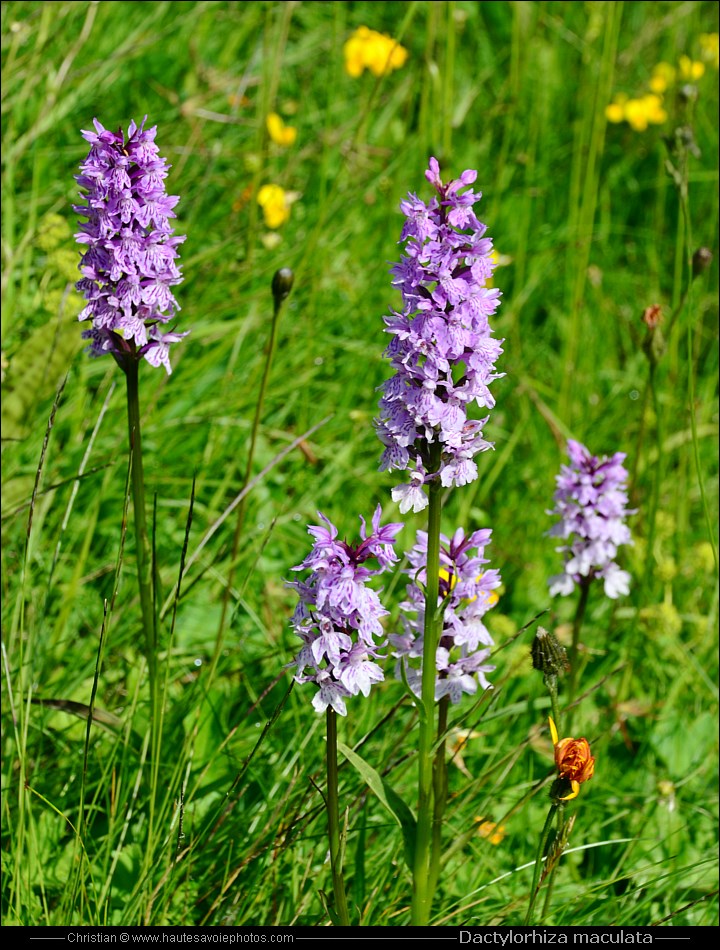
567, 578, 590, 719
411, 463, 443, 926
326, 708, 350, 926
427, 695, 449, 899
124, 359, 161, 831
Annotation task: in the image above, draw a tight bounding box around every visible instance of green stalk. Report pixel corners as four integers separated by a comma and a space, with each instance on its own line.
411, 459, 442, 926
644, 360, 663, 593
528, 661, 564, 924
539, 801, 566, 923
326, 708, 350, 926
124, 359, 161, 838
427, 695, 449, 900
214, 271, 293, 665
546, 679, 561, 742
525, 803, 558, 925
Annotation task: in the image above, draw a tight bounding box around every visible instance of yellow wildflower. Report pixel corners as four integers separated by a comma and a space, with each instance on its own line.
678, 55, 705, 81
438, 567, 499, 607
257, 184, 291, 229
649, 62, 675, 94
485, 248, 511, 290
266, 112, 297, 147
699, 33, 719, 70
468, 588, 499, 608
605, 93, 627, 124
476, 818, 506, 845
623, 98, 649, 132
343, 25, 408, 78
641, 93, 667, 125
623, 94, 666, 132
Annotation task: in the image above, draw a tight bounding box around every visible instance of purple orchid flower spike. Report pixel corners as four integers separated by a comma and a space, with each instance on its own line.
390, 526, 501, 704
75, 117, 187, 374
376, 157, 504, 512
547, 440, 635, 599
288, 507, 402, 715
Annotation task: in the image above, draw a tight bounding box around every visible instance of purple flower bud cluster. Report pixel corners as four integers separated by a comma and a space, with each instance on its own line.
390, 527, 501, 703
547, 440, 634, 600
288, 507, 402, 716
376, 157, 504, 513
74, 117, 187, 374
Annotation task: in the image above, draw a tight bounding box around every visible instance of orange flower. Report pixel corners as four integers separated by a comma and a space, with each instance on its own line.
549, 717, 595, 800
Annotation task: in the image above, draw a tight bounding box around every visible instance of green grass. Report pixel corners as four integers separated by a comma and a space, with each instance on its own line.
2, 0, 718, 928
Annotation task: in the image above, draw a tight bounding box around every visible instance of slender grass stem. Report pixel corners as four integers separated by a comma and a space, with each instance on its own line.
214, 272, 293, 669
643, 361, 663, 594
326, 708, 350, 927
674, 163, 718, 574
411, 461, 442, 926
546, 682, 561, 745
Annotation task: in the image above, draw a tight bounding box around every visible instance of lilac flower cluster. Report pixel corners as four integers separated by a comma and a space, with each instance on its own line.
390, 528, 501, 703
375, 157, 504, 513
288, 507, 402, 716
547, 440, 634, 600
74, 117, 187, 374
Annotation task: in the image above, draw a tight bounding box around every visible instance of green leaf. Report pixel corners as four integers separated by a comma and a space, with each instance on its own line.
338, 741, 416, 873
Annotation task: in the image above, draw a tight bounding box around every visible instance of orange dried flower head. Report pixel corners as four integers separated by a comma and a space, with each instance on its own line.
554, 736, 595, 784
642, 304, 663, 329
549, 718, 595, 800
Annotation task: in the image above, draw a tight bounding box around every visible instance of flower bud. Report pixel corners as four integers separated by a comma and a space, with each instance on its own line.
692, 247, 713, 278
272, 267, 294, 304
531, 627, 570, 679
